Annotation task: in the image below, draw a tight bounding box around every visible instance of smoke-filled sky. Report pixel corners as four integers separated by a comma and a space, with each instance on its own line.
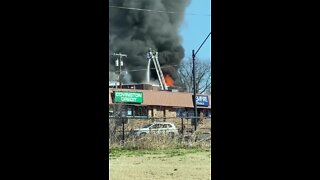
109, 0, 191, 83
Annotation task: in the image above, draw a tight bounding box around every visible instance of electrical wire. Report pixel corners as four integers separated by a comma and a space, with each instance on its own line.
125, 65, 179, 72
109, 5, 211, 16
195, 32, 211, 56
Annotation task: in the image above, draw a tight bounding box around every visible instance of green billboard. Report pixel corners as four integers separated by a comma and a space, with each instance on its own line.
114, 91, 143, 103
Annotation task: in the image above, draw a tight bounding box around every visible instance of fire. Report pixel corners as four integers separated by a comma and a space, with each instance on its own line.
164, 74, 174, 87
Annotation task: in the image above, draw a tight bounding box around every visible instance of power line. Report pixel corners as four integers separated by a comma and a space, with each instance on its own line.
109, 5, 211, 17
195, 32, 211, 56
125, 64, 179, 72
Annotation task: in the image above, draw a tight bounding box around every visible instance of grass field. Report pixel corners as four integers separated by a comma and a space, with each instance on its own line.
109, 148, 211, 180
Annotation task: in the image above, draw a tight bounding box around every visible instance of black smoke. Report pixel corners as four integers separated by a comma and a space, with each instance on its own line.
109, 0, 191, 83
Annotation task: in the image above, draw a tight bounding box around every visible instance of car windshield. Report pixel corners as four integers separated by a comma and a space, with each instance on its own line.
142, 124, 152, 128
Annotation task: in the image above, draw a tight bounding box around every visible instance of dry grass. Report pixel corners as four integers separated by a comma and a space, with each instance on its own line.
109, 131, 211, 179
109, 132, 211, 150
109, 149, 211, 180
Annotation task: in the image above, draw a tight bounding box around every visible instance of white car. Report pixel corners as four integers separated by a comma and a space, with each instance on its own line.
133, 122, 179, 137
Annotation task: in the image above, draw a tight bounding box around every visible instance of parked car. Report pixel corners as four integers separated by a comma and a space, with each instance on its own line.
133, 122, 179, 137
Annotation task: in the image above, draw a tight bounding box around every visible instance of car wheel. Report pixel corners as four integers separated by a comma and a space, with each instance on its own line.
169, 132, 175, 138
140, 132, 147, 137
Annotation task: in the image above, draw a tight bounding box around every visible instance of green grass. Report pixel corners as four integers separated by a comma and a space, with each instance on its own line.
109, 147, 210, 159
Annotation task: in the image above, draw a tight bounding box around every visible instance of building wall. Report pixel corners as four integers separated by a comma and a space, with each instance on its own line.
165, 108, 177, 118
109, 84, 161, 91
152, 106, 164, 118
147, 106, 177, 118
148, 108, 152, 117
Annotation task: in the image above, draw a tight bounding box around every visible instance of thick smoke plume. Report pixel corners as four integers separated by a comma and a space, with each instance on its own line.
109, 0, 191, 83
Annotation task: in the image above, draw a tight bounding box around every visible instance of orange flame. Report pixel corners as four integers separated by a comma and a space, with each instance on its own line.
164, 74, 174, 87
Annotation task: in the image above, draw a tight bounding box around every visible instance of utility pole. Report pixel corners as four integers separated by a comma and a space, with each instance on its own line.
112, 52, 127, 143
112, 53, 127, 89
192, 50, 198, 131
193, 32, 211, 132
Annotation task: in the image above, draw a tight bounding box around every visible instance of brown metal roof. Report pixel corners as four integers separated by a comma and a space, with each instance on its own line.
109, 88, 211, 109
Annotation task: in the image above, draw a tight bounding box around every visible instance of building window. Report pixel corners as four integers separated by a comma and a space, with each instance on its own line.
187, 109, 195, 117
133, 106, 148, 118
176, 108, 187, 117
127, 107, 133, 116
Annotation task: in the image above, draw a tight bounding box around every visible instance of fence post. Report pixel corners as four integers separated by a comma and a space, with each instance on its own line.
122, 118, 125, 142
181, 118, 184, 135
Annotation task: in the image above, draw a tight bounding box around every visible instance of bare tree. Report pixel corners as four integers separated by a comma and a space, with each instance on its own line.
178, 58, 211, 94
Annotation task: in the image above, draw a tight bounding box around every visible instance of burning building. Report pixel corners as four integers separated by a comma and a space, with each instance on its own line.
109, 48, 185, 92
109, 0, 191, 86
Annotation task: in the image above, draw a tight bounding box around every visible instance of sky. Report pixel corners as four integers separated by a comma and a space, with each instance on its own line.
179, 0, 211, 62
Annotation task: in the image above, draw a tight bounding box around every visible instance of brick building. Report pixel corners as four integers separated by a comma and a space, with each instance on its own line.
109, 88, 211, 119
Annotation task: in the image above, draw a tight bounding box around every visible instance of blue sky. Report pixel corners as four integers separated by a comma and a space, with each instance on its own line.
179, 0, 211, 62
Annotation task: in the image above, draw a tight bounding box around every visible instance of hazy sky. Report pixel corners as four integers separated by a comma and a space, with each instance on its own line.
180, 0, 211, 62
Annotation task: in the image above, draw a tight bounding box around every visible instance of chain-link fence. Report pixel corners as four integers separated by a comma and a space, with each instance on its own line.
108, 116, 211, 147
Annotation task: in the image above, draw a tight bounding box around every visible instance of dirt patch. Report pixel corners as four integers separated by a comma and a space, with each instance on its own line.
109, 149, 211, 180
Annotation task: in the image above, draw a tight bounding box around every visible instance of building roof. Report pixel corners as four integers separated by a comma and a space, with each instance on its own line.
109, 88, 211, 109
